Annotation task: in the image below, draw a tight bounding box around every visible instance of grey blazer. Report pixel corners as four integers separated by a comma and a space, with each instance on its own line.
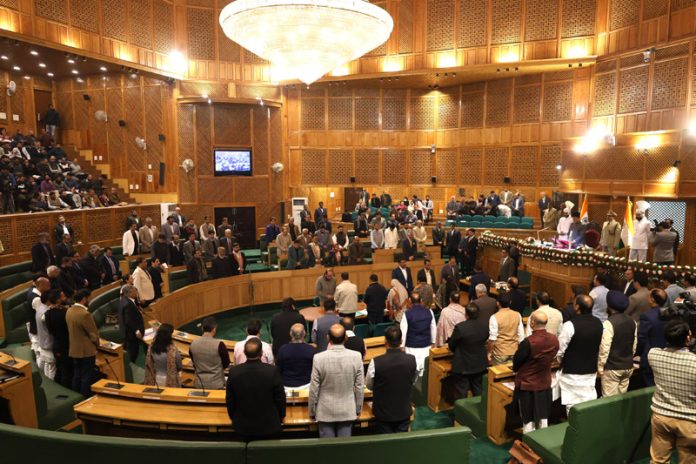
308, 345, 364, 423
626, 286, 652, 322
650, 230, 677, 263
498, 257, 516, 282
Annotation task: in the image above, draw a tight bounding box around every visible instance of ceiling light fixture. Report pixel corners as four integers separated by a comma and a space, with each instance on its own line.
23, 75, 30, 80
12, 65, 19, 71
100, 66, 107, 71
219, 0, 393, 85
0, 55, 8, 60
47, 72, 54, 77
71, 70, 79, 74
39, 63, 46, 68
30, 50, 38, 56
67, 59, 75, 64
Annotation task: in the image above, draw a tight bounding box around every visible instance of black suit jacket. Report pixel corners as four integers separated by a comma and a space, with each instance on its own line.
445, 230, 461, 255
119, 297, 144, 341
53, 223, 74, 243
345, 335, 366, 358
270, 310, 306, 356
468, 271, 492, 300
509, 288, 527, 313
417, 268, 436, 288
31, 242, 54, 272
148, 266, 163, 299
401, 238, 417, 261
151, 241, 170, 265
55, 242, 74, 265
212, 256, 233, 279
100, 255, 121, 284
392, 266, 413, 293
448, 319, 489, 374
226, 360, 286, 438
169, 242, 183, 266
82, 255, 102, 289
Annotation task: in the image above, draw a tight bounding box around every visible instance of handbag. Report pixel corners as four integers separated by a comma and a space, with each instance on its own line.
508, 440, 542, 464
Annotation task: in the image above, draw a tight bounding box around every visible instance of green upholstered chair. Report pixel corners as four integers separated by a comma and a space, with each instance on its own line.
468, 221, 481, 228
453, 374, 488, 438
0, 423, 246, 464
523, 387, 655, 464
247, 427, 471, 464
0, 261, 33, 292
168, 269, 189, 292
4, 345, 83, 430
521, 217, 534, 225
372, 321, 393, 337
2, 287, 31, 344
472, 215, 483, 221
353, 323, 369, 339
507, 216, 520, 224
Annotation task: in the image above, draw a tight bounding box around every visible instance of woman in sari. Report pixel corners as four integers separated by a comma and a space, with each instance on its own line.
144, 323, 182, 388
387, 278, 410, 323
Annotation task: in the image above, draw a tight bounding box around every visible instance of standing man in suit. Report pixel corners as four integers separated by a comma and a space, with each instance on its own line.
401, 233, 417, 262
309, 323, 364, 438
82, 245, 103, 290
99, 247, 121, 284
392, 259, 413, 293
31, 232, 54, 273
55, 233, 75, 266
132, 257, 154, 306
226, 338, 286, 441
287, 239, 305, 269
202, 230, 219, 261
470, 265, 492, 301
358, 188, 370, 205
182, 233, 201, 265
348, 236, 364, 265
66, 289, 98, 397
151, 234, 170, 265
538, 192, 551, 227
312, 299, 341, 352
148, 259, 164, 300
366, 325, 417, 434
53, 215, 74, 243
124, 209, 141, 231
622, 267, 637, 297
212, 246, 233, 279
187, 249, 207, 284
161, 216, 180, 243
650, 222, 677, 265
122, 222, 140, 256
169, 234, 184, 266
449, 303, 490, 398
220, 229, 236, 256
172, 206, 186, 226
314, 201, 328, 227
498, 248, 516, 282
445, 223, 461, 262
230, 243, 246, 275
217, 217, 233, 238
459, 228, 478, 276
432, 221, 445, 248
119, 285, 144, 363
664, 218, 680, 263
364, 274, 388, 325
637, 289, 668, 387
440, 256, 460, 302
417, 259, 436, 291
511, 191, 525, 217
341, 317, 366, 358
485, 190, 501, 215
626, 271, 651, 321
270, 297, 306, 356
138, 217, 158, 254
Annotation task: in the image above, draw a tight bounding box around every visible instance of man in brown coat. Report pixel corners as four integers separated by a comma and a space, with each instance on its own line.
66, 289, 99, 396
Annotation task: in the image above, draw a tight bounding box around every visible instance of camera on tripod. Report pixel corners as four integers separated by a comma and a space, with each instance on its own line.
665, 292, 696, 352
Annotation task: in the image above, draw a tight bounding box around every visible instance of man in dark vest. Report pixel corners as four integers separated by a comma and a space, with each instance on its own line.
556, 294, 603, 414
513, 311, 559, 434
366, 325, 417, 434
400, 293, 435, 377
597, 290, 637, 397
448, 303, 489, 398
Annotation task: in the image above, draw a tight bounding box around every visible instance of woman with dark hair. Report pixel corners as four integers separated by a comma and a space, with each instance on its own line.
144, 323, 182, 387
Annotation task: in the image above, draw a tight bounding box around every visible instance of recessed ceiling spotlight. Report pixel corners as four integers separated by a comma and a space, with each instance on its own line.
30, 50, 38, 56
39, 63, 46, 68
71, 69, 79, 74
12, 65, 20, 71
67, 59, 75, 64
0, 55, 8, 60
100, 66, 107, 71
47, 72, 54, 77
23, 75, 30, 80
76, 77, 84, 83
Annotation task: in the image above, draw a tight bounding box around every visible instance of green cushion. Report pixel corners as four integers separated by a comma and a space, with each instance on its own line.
247, 427, 471, 464
39, 377, 83, 430
453, 374, 488, 438
523, 423, 568, 464
0, 423, 246, 464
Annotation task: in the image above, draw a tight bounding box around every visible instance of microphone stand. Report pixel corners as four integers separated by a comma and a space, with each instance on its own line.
1, 350, 18, 366
103, 356, 124, 390
188, 356, 209, 397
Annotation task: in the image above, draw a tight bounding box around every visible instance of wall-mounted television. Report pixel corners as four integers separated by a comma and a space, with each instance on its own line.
214, 148, 252, 176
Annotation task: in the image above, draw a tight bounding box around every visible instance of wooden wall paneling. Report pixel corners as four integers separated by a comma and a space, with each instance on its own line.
194, 103, 212, 178
186, 6, 215, 60
457, 0, 487, 48
436, 149, 458, 184
153, 0, 175, 54
484, 146, 509, 184
410, 150, 433, 184
410, 93, 436, 130
461, 87, 485, 128
438, 87, 459, 129
618, 65, 649, 114
485, 79, 513, 126
354, 97, 379, 131
213, 105, 251, 146
327, 149, 353, 184
144, 84, 164, 183
129, 0, 153, 49
327, 97, 353, 131
382, 93, 407, 130
178, 104, 196, 203
510, 145, 539, 186
105, 85, 125, 177
382, 151, 406, 184
34, 0, 67, 23
491, 0, 522, 45
197, 178, 234, 204
514, 84, 542, 123
301, 149, 326, 185
124, 84, 145, 173
543, 80, 574, 121
593, 71, 618, 116
88, 86, 107, 156
103, 0, 128, 41
525, 0, 559, 42
355, 149, 380, 184
651, 57, 689, 110
427, 0, 455, 51
539, 144, 562, 186
252, 106, 270, 176
70, 0, 99, 33
398, 0, 414, 54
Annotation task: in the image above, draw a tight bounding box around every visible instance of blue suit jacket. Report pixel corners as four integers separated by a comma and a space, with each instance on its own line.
392, 266, 413, 293
468, 271, 492, 301
637, 307, 667, 369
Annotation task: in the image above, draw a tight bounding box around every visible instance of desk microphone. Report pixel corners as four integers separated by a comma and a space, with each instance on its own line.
103, 356, 125, 390
188, 356, 209, 397
143, 375, 163, 394
2, 351, 18, 367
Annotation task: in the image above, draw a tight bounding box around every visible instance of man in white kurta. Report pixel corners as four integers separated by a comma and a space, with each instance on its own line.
629, 211, 652, 262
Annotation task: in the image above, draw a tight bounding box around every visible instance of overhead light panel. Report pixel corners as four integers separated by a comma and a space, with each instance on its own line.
71, 69, 79, 74
12, 65, 19, 71
29, 50, 38, 56
100, 66, 107, 71
38, 63, 46, 68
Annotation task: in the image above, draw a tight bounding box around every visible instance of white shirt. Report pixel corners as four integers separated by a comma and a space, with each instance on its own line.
488, 312, 524, 342
557, 216, 572, 237
384, 228, 399, 249
423, 268, 432, 286
497, 204, 512, 217
366, 356, 419, 390
632, 217, 652, 250
589, 285, 609, 322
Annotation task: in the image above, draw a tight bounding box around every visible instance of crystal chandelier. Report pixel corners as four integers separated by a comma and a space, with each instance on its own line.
219, 0, 394, 85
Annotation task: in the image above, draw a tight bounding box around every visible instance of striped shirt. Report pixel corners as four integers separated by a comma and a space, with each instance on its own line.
648, 347, 696, 422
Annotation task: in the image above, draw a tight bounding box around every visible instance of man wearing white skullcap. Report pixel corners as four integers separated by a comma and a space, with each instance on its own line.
629, 201, 652, 262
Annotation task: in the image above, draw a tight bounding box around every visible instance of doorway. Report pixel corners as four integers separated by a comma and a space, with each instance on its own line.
34, 89, 52, 138
214, 207, 256, 249
344, 187, 362, 212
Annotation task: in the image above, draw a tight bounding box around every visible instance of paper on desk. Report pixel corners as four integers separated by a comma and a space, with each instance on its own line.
355, 309, 368, 317
502, 381, 515, 391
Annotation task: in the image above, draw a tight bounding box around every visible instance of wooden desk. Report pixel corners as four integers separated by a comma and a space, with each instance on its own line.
299, 303, 368, 322
459, 278, 500, 296
95, 339, 125, 383
426, 346, 454, 412
0, 352, 38, 428
75, 379, 375, 439
486, 363, 516, 445
363, 336, 387, 364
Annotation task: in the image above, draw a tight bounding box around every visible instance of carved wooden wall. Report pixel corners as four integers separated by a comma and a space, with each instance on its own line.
176, 102, 284, 229
53, 74, 176, 194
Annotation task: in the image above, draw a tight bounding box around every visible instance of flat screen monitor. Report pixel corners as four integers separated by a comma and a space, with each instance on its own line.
214, 148, 252, 176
